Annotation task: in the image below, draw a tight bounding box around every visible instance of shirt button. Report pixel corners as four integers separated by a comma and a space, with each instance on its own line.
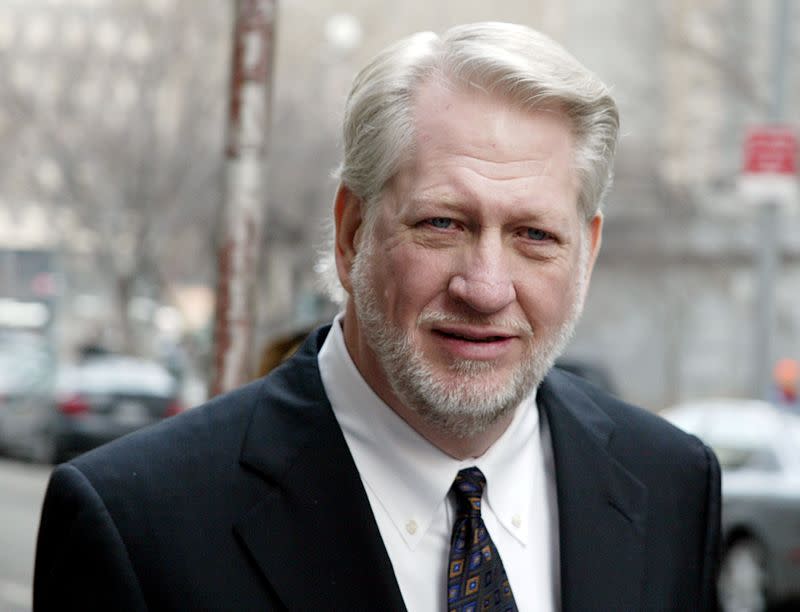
512, 515, 522, 528
406, 520, 418, 535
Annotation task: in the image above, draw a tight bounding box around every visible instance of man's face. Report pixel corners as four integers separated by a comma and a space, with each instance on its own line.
338, 80, 603, 438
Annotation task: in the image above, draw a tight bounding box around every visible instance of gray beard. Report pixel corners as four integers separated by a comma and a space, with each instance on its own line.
349, 234, 589, 439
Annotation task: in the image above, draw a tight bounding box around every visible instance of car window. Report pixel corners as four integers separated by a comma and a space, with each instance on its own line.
0, 351, 54, 394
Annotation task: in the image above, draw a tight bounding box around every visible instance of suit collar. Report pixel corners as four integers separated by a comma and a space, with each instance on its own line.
539, 369, 648, 612
234, 326, 407, 611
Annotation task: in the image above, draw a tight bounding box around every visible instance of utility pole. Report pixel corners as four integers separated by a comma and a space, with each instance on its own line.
753, 0, 792, 399
211, 0, 277, 396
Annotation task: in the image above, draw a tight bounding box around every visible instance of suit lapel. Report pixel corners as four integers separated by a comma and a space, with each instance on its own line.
233, 327, 407, 611
539, 371, 648, 612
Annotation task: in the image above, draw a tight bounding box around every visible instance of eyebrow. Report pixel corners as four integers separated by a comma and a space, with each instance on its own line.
409, 194, 465, 209
410, 194, 565, 221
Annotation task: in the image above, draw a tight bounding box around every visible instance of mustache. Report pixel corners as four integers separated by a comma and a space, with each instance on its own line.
417, 311, 534, 337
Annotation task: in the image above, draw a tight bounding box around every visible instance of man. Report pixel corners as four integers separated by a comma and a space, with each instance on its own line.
35, 22, 720, 611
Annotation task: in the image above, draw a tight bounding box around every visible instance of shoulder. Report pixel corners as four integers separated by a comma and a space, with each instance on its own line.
545, 367, 717, 477
55, 327, 332, 503
53, 377, 267, 506
42, 373, 266, 481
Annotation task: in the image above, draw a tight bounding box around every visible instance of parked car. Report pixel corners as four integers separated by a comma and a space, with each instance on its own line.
661, 399, 800, 612
0, 354, 184, 464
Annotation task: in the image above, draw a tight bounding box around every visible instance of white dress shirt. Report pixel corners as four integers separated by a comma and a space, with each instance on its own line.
318, 316, 559, 611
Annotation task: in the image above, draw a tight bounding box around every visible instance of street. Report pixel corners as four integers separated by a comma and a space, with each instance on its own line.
0, 458, 50, 612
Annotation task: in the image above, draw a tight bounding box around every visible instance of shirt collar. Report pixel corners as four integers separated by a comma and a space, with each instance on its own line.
318, 315, 539, 549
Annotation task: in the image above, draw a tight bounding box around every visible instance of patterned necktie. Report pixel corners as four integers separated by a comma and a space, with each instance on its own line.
447, 467, 518, 612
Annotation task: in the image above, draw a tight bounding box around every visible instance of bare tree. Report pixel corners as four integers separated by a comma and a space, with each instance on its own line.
2, 1, 230, 353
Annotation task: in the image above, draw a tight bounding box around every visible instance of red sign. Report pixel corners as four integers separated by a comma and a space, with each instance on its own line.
743, 126, 797, 174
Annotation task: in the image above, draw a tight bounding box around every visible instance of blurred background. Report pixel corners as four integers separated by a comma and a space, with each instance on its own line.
0, 0, 799, 610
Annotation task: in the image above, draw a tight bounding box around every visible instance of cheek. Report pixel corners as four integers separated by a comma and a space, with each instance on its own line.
515, 265, 578, 326
381, 245, 452, 320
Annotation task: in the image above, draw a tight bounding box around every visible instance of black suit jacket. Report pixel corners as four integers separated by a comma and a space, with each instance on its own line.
34, 326, 720, 611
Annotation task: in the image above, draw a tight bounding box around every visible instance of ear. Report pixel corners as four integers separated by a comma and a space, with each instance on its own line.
333, 183, 364, 296
583, 212, 604, 283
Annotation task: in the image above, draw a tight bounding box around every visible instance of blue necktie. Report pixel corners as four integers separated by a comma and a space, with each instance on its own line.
447, 467, 519, 611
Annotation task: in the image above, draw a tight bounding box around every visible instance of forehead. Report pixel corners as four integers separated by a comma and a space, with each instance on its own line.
411, 77, 575, 156
387, 78, 579, 216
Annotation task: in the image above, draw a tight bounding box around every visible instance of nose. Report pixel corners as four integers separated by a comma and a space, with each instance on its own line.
447, 236, 517, 314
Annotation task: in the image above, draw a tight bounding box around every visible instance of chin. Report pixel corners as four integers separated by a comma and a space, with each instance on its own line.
389, 355, 538, 436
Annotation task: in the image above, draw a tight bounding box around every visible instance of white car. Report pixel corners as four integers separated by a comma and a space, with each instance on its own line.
661, 399, 800, 612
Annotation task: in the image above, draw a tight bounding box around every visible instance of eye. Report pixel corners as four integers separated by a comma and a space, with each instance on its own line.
526, 228, 551, 241
427, 217, 453, 229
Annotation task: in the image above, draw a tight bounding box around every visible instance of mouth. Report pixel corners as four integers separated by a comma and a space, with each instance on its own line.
429, 326, 517, 361
433, 330, 511, 343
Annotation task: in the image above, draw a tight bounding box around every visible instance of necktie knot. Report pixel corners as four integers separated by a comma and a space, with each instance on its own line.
452, 467, 486, 519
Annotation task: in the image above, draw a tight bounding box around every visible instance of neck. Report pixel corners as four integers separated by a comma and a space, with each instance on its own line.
392, 402, 518, 460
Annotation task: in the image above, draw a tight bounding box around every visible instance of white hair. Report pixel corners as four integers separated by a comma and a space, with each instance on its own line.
317, 21, 619, 303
